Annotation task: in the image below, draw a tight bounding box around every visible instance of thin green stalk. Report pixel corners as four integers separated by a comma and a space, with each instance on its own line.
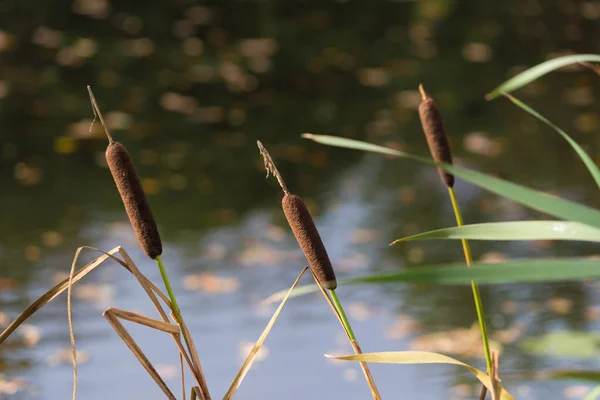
448, 188, 493, 375
329, 289, 356, 341
155, 256, 196, 375
329, 288, 380, 400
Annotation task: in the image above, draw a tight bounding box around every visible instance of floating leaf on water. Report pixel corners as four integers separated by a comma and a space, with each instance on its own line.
409, 324, 503, 359
546, 297, 574, 315
155, 364, 178, 381
384, 315, 423, 340
520, 331, 600, 359
20, 324, 41, 348
564, 385, 592, 399
238, 341, 269, 363
350, 229, 378, 245
0, 376, 26, 395
47, 348, 89, 366
491, 323, 525, 345
182, 272, 240, 295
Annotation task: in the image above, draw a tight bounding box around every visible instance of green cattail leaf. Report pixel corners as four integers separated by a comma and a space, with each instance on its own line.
301, 134, 600, 231
486, 54, 600, 99
265, 258, 600, 304
325, 351, 514, 400
391, 221, 600, 245
505, 94, 600, 190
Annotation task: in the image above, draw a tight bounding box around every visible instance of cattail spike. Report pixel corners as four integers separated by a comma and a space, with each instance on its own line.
106, 142, 163, 259
417, 85, 455, 188
87, 85, 114, 144
282, 194, 337, 290
257, 141, 290, 196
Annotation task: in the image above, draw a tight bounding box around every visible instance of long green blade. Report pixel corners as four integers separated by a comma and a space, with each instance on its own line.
265, 258, 600, 303
486, 54, 600, 99
505, 94, 600, 190
391, 221, 600, 244
302, 134, 600, 230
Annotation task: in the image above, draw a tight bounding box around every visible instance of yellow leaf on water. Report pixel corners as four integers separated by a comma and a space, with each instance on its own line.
54, 136, 77, 154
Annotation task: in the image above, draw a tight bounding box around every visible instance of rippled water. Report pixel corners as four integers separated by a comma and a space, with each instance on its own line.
2, 1, 600, 399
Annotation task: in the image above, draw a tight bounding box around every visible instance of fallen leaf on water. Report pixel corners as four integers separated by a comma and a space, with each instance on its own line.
479, 251, 508, 264
385, 315, 422, 340
265, 224, 286, 242
350, 229, 378, 245
238, 341, 269, 362
0, 312, 10, 328
500, 300, 518, 315
564, 385, 591, 399
409, 324, 502, 359
335, 252, 369, 272
342, 368, 359, 382
20, 324, 41, 348
47, 348, 89, 366
183, 272, 240, 294
0, 375, 26, 395
463, 132, 504, 157
0, 278, 16, 291
491, 323, 525, 344
520, 331, 600, 359
155, 364, 178, 380
347, 302, 372, 322
546, 297, 573, 315
74, 283, 114, 307
236, 243, 299, 266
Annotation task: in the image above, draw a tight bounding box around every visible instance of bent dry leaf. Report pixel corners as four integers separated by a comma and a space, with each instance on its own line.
486, 54, 600, 99
325, 351, 514, 400
265, 258, 600, 304
302, 134, 600, 231
391, 221, 600, 245
504, 94, 600, 190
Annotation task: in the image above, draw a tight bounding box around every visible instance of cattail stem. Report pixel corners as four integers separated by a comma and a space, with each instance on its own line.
155, 256, 183, 328
329, 289, 356, 341
329, 289, 380, 400
156, 256, 208, 396
448, 187, 493, 378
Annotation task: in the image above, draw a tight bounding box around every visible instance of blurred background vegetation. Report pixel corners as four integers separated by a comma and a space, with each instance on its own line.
1, 0, 600, 399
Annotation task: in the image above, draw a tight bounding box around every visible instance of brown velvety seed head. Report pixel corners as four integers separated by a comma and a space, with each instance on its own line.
282, 194, 337, 290
418, 96, 455, 188
106, 142, 163, 259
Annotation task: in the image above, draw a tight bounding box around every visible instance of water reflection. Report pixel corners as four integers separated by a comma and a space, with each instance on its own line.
2, 0, 600, 399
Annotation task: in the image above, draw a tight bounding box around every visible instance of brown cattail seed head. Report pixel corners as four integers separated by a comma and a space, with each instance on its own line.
418, 85, 454, 188
106, 142, 163, 259
282, 194, 337, 290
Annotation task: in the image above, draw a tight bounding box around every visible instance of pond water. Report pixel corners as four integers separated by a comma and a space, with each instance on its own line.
1, 1, 600, 399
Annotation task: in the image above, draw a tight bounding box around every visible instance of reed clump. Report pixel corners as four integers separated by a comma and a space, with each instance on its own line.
418, 84, 454, 188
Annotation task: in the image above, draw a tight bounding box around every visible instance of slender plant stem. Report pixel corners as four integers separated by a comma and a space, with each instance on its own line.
448, 188, 493, 375
329, 289, 356, 341
329, 289, 381, 400
155, 256, 198, 382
